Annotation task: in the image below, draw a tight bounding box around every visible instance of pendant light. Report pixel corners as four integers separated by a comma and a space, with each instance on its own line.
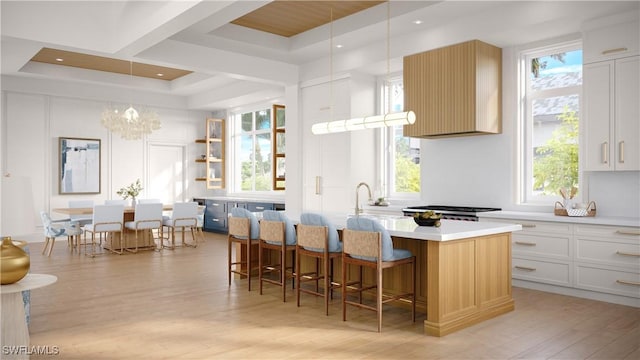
312, 2, 415, 135
101, 61, 161, 140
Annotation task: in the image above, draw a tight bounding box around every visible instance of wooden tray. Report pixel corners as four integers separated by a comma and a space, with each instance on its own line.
554, 201, 596, 217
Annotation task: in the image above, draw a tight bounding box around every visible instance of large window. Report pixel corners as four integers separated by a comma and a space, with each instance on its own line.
380, 76, 420, 199
520, 41, 582, 204
230, 107, 273, 192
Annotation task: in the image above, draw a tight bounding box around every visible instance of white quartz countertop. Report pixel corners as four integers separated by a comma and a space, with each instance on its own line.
479, 211, 640, 227
325, 215, 522, 242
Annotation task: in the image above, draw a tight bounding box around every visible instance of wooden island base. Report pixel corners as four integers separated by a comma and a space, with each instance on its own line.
424, 232, 514, 336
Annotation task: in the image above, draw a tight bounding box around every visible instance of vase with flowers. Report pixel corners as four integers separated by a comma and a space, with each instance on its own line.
116, 179, 143, 207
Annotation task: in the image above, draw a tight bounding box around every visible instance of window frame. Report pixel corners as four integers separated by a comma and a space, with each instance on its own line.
378, 74, 421, 201
228, 103, 276, 194
517, 39, 583, 206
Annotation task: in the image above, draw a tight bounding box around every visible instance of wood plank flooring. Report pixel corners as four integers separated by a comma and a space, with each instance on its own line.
22, 232, 640, 359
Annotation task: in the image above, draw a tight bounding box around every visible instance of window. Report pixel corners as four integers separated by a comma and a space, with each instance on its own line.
230, 107, 273, 192
519, 41, 582, 204
380, 76, 420, 199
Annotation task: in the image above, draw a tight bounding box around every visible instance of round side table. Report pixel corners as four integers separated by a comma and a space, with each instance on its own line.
1, 274, 57, 360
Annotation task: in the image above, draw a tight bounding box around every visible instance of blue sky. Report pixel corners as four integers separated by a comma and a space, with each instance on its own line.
539, 49, 583, 75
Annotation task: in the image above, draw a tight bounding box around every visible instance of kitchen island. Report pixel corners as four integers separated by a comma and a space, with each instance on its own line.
335, 215, 522, 336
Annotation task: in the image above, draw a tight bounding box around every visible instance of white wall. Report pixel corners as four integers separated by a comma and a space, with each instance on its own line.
0, 79, 210, 239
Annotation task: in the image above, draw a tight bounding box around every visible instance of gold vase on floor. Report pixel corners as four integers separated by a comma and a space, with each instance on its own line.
0, 236, 30, 284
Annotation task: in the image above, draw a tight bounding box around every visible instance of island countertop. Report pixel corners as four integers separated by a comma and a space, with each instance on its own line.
324, 214, 522, 241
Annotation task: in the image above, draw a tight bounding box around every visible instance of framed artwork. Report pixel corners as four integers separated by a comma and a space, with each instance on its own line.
59, 137, 101, 194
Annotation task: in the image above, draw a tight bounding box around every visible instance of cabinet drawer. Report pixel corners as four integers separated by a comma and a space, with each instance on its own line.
247, 202, 273, 212
576, 238, 640, 268
491, 219, 572, 235
204, 215, 227, 232
512, 233, 571, 259
512, 257, 571, 286
574, 224, 640, 239
205, 200, 226, 215
575, 264, 640, 298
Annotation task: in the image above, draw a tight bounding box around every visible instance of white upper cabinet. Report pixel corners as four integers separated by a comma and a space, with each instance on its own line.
582, 17, 640, 172
583, 19, 639, 64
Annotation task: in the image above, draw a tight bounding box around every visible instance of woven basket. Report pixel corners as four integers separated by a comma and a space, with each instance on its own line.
554, 201, 596, 217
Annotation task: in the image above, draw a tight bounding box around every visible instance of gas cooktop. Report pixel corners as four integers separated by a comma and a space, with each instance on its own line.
403, 205, 502, 213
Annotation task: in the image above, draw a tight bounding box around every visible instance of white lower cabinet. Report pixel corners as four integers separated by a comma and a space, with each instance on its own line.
483, 217, 640, 306
574, 224, 640, 299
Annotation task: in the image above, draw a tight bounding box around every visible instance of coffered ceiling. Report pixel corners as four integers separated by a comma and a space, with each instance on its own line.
231, 1, 386, 37
1, 1, 637, 111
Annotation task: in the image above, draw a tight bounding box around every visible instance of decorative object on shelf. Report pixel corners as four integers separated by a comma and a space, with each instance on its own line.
59, 137, 101, 194
100, 61, 160, 140
312, 3, 415, 135
554, 201, 596, 217
0, 236, 30, 285
116, 179, 143, 205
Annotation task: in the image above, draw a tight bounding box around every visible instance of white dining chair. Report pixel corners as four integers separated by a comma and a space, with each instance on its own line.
162, 202, 198, 249
124, 203, 163, 252
83, 204, 125, 257
68, 200, 93, 226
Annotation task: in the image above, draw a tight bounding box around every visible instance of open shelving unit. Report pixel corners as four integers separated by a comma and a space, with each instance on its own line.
195, 118, 225, 189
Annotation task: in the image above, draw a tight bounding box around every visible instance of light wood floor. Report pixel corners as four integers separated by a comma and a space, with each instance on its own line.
23, 232, 639, 359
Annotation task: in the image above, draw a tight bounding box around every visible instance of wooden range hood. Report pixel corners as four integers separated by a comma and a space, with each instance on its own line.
403, 40, 502, 138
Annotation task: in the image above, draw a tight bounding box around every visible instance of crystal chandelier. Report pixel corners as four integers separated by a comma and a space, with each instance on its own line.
101, 61, 161, 140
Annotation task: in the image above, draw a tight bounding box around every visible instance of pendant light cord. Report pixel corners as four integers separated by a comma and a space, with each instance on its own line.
330, 7, 334, 123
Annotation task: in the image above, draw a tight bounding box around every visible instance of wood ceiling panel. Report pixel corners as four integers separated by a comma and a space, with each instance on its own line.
30, 48, 193, 81
231, 0, 386, 37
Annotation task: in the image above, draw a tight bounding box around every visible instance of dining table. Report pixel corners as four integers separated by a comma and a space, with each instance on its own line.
52, 205, 173, 251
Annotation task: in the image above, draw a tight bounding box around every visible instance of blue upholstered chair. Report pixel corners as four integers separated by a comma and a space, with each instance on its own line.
40, 211, 82, 256
342, 216, 416, 332
295, 212, 343, 315
258, 210, 297, 301
228, 207, 260, 291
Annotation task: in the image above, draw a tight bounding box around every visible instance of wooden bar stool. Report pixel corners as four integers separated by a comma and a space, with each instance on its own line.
295, 212, 344, 315
228, 207, 260, 291
342, 217, 416, 332
258, 210, 297, 302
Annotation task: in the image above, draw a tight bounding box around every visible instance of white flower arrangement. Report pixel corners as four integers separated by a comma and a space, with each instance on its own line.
116, 179, 143, 200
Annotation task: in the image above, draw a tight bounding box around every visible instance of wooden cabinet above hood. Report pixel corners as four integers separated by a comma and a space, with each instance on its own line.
403, 40, 502, 138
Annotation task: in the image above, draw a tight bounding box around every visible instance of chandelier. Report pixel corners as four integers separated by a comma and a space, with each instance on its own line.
101, 61, 161, 140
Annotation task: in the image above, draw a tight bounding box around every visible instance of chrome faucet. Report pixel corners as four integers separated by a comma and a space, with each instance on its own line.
355, 182, 372, 215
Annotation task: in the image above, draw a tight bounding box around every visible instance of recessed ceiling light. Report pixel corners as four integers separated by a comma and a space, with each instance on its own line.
336, 44, 343, 49
55, 58, 64, 62
413, 20, 423, 25
156, 73, 164, 77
